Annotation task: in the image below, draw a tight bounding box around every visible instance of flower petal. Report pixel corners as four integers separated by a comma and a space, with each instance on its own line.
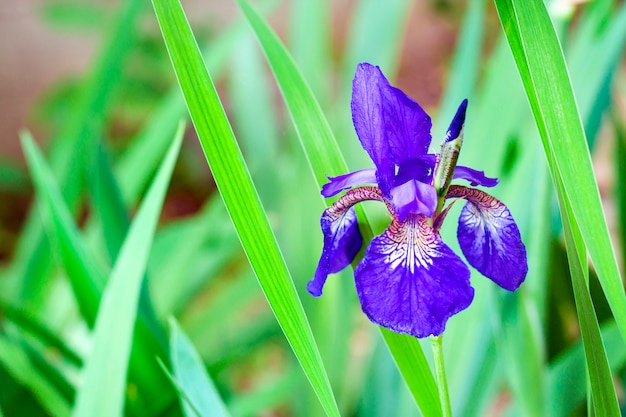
308, 187, 387, 296
382, 80, 432, 164
389, 180, 437, 220
308, 207, 362, 296
351, 63, 395, 195
321, 168, 377, 198
444, 99, 467, 143
354, 215, 474, 338
351, 63, 432, 195
453, 166, 498, 187
448, 185, 527, 291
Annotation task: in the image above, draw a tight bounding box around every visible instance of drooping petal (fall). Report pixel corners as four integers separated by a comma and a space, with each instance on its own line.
453, 166, 498, 187
447, 185, 527, 291
308, 187, 388, 296
321, 168, 377, 198
354, 215, 474, 338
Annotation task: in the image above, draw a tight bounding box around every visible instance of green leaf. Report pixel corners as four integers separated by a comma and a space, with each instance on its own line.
71, 125, 183, 417
237, 1, 440, 416
237, 0, 348, 188
0, 335, 71, 417
0, 299, 82, 366
433, 0, 486, 140
22, 130, 173, 414
493, 0, 626, 343
380, 329, 441, 416
150, 1, 341, 416
494, 0, 622, 412
342, 0, 412, 77
21, 131, 106, 324
9, 0, 143, 305
548, 322, 626, 417
560, 187, 620, 416
168, 318, 231, 417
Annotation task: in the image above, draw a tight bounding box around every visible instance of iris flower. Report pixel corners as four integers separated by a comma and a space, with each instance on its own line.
307, 63, 527, 338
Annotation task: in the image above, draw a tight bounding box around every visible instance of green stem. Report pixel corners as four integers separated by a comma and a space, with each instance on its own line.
430, 334, 453, 417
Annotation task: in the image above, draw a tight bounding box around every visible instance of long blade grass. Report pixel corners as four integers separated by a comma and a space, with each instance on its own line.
71, 124, 183, 417
168, 318, 231, 417
150, 0, 341, 415
494, 0, 623, 412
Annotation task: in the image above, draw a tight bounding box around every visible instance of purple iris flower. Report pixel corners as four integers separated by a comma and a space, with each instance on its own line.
307, 63, 527, 338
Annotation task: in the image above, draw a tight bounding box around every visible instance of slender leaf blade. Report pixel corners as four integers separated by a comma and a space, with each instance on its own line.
150, 1, 341, 415
71, 125, 183, 417
169, 318, 231, 417
560, 187, 620, 416
494, 0, 622, 411
493, 0, 626, 342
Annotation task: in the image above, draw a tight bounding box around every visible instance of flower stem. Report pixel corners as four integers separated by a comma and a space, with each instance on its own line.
430, 334, 453, 417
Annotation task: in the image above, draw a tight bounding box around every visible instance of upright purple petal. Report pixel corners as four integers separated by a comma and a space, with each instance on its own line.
382, 82, 432, 164
447, 185, 527, 291
453, 166, 499, 187
321, 168, 377, 197
308, 187, 387, 296
352, 63, 395, 195
351, 63, 433, 195
354, 215, 474, 338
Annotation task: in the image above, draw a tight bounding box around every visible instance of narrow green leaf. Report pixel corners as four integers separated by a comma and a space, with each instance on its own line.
560, 187, 620, 416
495, 0, 622, 412
169, 318, 231, 417
91, 143, 164, 342
380, 329, 441, 416
493, 0, 626, 343
91, 144, 129, 263
72, 125, 183, 417
433, 0, 486, 140
21, 132, 105, 324
548, 322, 626, 417
0, 299, 82, 366
9, 0, 143, 304
150, 1, 340, 416
237, 0, 348, 187
22, 131, 174, 414
0, 335, 71, 417
115, 19, 245, 206
342, 0, 412, 77
237, 2, 440, 416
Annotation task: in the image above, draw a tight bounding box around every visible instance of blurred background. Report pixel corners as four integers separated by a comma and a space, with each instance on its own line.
0, 0, 625, 416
